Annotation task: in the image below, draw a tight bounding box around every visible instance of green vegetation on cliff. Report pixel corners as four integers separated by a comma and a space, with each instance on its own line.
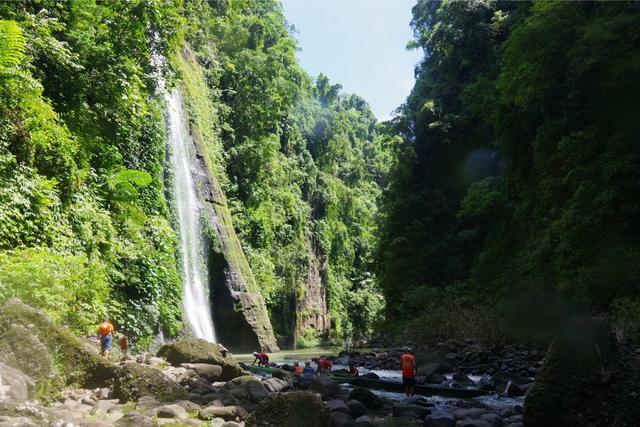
0, 1, 184, 343
378, 1, 640, 342
0, 0, 388, 347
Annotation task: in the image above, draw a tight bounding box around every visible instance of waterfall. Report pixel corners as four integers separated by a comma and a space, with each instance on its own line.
164, 89, 217, 343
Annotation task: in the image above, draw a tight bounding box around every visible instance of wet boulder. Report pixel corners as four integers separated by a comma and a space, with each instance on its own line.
0, 362, 34, 400
424, 413, 456, 427
327, 399, 350, 414
245, 391, 330, 427
112, 362, 187, 402
181, 363, 223, 381
0, 299, 114, 398
349, 387, 383, 409
310, 376, 340, 398
331, 411, 355, 427
223, 376, 268, 403
347, 400, 367, 418
157, 338, 247, 381
392, 403, 430, 419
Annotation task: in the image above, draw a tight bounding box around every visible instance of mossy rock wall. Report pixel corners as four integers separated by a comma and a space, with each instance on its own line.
0, 299, 114, 398
172, 45, 278, 352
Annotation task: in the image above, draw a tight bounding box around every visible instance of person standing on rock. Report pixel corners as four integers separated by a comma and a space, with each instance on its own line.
119, 334, 128, 358
97, 319, 115, 359
401, 347, 417, 397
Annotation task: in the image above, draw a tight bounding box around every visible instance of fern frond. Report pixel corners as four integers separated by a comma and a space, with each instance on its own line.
0, 20, 26, 68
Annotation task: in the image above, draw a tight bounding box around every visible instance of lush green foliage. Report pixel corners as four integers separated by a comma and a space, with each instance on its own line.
378, 0, 640, 342
0, 1, 184, 343
182, 0, 388, 344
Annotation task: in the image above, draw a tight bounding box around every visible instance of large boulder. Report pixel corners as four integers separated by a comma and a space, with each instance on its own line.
181, 363, 223, 381
0, 362, 34, 400
330, 412, 355, 427
223, 376, 268, 403
349, 387, 383, 409
424, 413, 456, 427
0, 299, 114, 398
246, 391, 330, 427
524, 318, 640, 426
310, 376, 340, 398
158, 339, 247, 381
112, 362, 187, 402
392, 403, 430, 419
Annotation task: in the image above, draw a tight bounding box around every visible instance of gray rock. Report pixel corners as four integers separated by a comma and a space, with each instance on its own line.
354, 415, 375, 427
347, 400, 367, 418
0, 416, 40, 427
115, 412, 154, 427
392, 403, 430, 419
262, 377, 289, 393
452, 408, 487, 419
504, 381, 524, 397
0, 362, 34, 401
327, 399, 351, 414
182, 363, 223, 381
224, 376, 268, 403
245, 390, 330, 427
310, 376, 340, 398
458, 420, 491, 427
349, 387, 383, 409
154, 404, 188, 419
199, 405, 248, 421
147, 357, 165, 367
480, 413, 502, 427
331, 411, 355, 427
90, 400, 116, 415
424, 413, 456, 427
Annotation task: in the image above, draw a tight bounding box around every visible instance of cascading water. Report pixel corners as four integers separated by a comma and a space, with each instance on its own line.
164, 89, 217, 342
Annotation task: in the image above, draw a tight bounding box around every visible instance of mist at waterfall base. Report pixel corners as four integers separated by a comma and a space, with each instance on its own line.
165, 89, 217, 343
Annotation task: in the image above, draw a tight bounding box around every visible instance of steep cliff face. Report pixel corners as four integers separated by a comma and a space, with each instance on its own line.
296, 251, 330, 339
174, 46, 278, 352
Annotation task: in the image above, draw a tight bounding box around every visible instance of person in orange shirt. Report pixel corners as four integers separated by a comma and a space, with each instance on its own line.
293, 361, 303, 376
97, 319, 115, 359
400, 347, 417, 397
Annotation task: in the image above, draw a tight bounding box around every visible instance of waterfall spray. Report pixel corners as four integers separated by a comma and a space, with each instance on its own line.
165, 89, 217, 342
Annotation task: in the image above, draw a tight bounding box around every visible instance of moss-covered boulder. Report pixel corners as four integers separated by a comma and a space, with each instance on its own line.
157, 338, 247, 381
524, 317, 640, 426
112, 362, 187, 402
246, 391, 330, 427
0, 298, 114, 398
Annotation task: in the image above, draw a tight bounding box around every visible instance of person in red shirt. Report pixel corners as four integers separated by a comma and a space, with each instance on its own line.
120, 334, 128, 358
252, 352, 269, 367
316, 358, 333, 375
348, 363, 359, 377
400, 347, 417, 397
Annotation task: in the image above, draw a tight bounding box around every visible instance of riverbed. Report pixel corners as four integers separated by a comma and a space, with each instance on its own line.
240, 348, 525, 414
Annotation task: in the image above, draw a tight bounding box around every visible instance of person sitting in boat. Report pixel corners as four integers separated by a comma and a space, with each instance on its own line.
293, 361, 303, 376
316, 358, 333, 375
302, 359, 315, 374
252, 352, 270, 367
348, 363, 359, 377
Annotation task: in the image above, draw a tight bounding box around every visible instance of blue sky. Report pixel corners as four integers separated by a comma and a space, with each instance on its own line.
282, 0, 423, 121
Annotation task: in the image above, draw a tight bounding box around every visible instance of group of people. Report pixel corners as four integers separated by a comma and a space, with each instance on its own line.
99, 317, 417, 398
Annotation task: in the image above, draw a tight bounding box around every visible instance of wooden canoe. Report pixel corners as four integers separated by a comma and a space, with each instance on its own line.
243, 364, 490, 398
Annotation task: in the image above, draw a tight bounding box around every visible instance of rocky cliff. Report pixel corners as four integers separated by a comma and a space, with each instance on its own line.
173, 46, 278, 352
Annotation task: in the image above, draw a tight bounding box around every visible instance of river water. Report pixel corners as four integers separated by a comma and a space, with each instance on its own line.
164, 89, 217, 343
242, 348, 524, 413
